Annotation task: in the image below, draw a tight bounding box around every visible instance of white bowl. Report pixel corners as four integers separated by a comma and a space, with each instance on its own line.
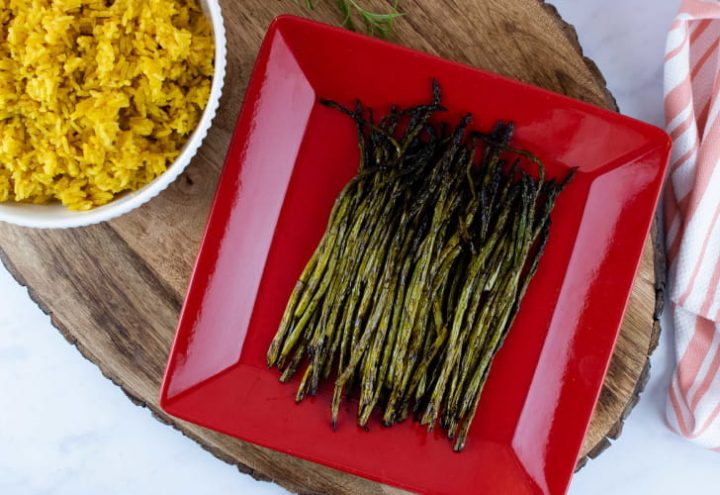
0, 0, 227, 229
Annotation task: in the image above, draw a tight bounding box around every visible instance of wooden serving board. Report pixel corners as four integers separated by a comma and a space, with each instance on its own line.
0, 0, 662, 493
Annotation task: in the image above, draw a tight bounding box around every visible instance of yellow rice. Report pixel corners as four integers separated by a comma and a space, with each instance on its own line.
0, 0, 214, 210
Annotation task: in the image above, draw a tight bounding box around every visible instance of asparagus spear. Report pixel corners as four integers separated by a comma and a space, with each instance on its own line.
265, 81, 574, 452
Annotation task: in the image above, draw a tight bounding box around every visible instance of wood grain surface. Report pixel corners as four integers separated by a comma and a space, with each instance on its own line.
0, 0, 662, 493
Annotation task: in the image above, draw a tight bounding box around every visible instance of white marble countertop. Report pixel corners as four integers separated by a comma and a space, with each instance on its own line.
2, 1, 720, 494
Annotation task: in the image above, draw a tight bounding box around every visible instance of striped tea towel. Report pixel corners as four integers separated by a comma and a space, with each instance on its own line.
664, 0, 720, 449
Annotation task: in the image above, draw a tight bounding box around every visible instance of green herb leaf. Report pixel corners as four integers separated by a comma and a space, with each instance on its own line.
336, 0, 355, 30
292, 0, 317, 9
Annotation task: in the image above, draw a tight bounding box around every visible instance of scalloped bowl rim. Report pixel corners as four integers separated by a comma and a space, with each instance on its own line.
0, 0, 227, 229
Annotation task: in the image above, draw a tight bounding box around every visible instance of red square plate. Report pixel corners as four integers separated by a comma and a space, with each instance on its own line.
160, 15, 670, 495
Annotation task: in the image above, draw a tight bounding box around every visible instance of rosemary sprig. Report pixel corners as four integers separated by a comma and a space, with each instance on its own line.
293, 0, 404, 38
